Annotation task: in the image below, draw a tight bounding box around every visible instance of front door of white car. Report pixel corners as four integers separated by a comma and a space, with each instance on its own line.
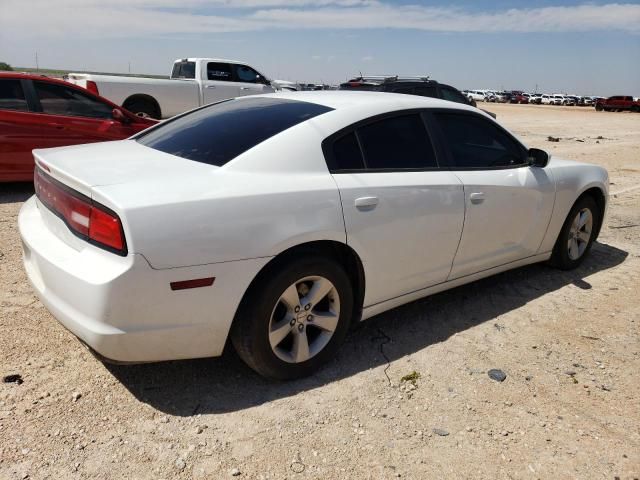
324, 113, 465, 307
201, 62, 239, 105
426, 111, 555, 279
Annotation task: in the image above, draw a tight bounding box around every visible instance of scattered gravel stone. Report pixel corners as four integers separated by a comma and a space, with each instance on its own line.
3, 374, 23, 384
230, 467, 241, 476
159, 416, 169, 423
71, 392, 82, 402
488, 369, 507, 382
432, 428, 449, 437
196, 426, 204, 434
175, 458, 186, 471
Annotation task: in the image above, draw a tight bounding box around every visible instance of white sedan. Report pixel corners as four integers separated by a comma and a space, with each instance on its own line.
19, 92, 608, 379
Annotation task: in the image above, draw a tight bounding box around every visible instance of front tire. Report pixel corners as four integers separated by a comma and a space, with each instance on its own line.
231, 256, 354, 380
550, 196, 600, 270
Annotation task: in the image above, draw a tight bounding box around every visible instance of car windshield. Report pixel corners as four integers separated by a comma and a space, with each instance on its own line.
136, 97, 333, 166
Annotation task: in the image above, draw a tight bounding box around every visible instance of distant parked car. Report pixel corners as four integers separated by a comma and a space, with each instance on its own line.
339, 76, 501, 117
66, 57, 274, 118
563, 96, 579, 106
529, 94, 542, 105
540, 94, 554, 105
577, 97, 593, 107
485, 91, 507, 103
551, 95, 565, 105
595, 96, 640, 112
465, 90, 487, 102
0, 72, 157, 182
506, 91, 528, 104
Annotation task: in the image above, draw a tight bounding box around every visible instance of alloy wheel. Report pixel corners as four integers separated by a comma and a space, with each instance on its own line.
567, 208, 593, 260
268, 276, 340, 363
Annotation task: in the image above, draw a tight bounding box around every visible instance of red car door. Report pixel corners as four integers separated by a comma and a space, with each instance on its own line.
0, 78, 42, 181
31, 80, 139, 148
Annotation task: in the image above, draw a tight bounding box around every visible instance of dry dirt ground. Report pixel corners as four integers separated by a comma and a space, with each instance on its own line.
1, 104, 639, 480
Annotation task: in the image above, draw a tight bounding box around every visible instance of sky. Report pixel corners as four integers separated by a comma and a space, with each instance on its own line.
1, 0, 639, 96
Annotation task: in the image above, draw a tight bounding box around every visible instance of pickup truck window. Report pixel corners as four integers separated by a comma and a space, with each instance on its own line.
172, 61, 195, 79
34, 81, 113, 119
0, 79, 28, 111
137, 97, 333, 167
234, 65, 261, 83
207, 62, 233, 81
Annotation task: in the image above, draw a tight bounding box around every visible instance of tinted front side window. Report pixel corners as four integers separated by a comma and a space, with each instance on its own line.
0, 79, 28, 111
235, 65, 260, 83
207, 62, 232, 81
357, 114, 437, 169
137, 98, 333, 166
34, 82, 113, 119
434, 112, 525, 168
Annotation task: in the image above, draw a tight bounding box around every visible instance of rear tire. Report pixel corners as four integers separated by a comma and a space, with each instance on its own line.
549, 196, 600, 270
123, 97, 161, 119
231, 256, 354, 380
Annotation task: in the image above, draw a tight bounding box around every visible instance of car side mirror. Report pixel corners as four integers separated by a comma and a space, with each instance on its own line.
112, 108, 130, 124
528, 148, 549, 167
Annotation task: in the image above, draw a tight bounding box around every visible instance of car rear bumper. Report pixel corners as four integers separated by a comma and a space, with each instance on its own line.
19, 196, 269, 363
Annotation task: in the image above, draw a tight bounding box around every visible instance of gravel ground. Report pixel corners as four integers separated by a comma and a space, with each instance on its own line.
1, 104, 639, 480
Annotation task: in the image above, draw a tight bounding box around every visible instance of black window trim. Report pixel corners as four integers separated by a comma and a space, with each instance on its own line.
424, 108, 530, 171
322, 108, 444, 174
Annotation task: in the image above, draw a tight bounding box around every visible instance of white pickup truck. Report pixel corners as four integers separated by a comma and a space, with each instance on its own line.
65, 58, 274, 119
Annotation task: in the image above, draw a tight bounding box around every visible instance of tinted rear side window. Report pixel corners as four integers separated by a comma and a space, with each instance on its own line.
414, 85, 438, 98
0, 79, 28, 111
357, 114, 437, 169
207, 62, 232, 81
172, 61, 195, 79
137, 98, 333, 166
332, 132, 365, 170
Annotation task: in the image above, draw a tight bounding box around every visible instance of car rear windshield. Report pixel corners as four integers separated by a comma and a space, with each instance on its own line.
136, 97, 333, 166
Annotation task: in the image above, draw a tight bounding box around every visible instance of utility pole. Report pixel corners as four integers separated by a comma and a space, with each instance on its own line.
128, 62, 131, 74
35, 52, 39, 71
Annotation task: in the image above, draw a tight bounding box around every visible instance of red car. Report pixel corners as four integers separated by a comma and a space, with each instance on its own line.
0, 72, 157, 182
595, 96, 640, 112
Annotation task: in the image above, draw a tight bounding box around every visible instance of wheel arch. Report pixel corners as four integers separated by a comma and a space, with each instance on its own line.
122, 93, 162, 119
233, 240, 366, 332
576, 186, 606, 239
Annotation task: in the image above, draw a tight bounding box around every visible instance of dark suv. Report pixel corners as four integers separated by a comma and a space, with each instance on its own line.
339, 76, 487, 110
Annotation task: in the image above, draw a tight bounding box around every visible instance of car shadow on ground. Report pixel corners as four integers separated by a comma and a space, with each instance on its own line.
0, 183, 34, 204
106, 241, 628, 416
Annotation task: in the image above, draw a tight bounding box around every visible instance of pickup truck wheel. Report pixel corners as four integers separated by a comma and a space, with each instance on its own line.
595, 104, 603, 111
123, 97, 161, 120
632, 105, 639, 113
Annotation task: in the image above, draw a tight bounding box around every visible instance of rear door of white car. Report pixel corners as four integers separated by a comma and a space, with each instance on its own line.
201, 61, 239, 105
324, 111, 465, 307
426, 110, 555, 279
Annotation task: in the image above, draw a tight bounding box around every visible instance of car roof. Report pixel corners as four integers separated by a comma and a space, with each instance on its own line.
252, 91, 477, 115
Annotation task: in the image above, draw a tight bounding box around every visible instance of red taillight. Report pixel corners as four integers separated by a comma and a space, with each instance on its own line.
85, 81, 99, 96
34, 168, 126, 255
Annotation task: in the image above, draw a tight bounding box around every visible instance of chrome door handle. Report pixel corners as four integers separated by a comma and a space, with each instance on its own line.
470, 192, 485, 204
205, 85, 216, 89
355, 196, 379, 209
240, 87, 251, 90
